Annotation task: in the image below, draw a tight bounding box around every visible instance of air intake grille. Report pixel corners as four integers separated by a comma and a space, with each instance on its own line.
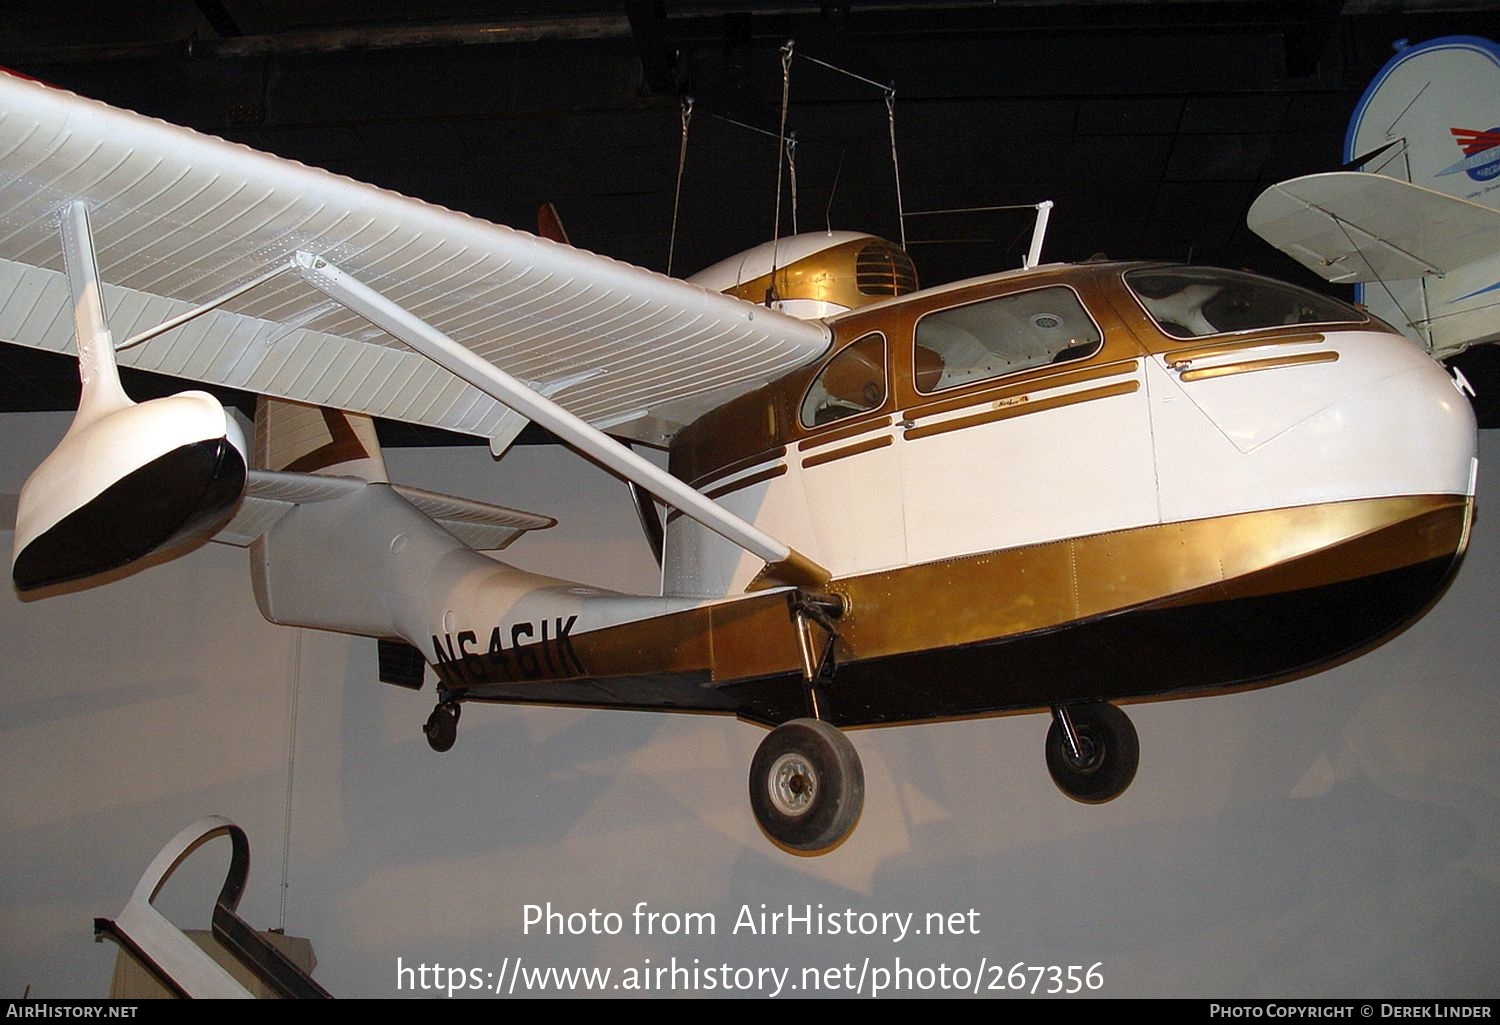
855, 243, 919, 296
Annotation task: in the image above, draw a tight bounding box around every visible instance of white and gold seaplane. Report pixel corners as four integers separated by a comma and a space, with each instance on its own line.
0, 67, 1482, 854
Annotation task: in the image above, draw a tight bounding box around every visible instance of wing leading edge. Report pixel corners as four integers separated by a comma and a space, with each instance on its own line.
0, 72, 831, 449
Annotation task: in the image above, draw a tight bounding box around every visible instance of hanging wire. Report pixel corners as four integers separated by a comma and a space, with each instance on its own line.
786, 48, 906, 247
903, 203, 1046, 217
786, 132, 799, 236
710, 113, 782, 140
768, 39, 795, 299
278, 626, 303, 932
885, 87, 907, 248
667, 95, 694, 276
795, 51, 890, 90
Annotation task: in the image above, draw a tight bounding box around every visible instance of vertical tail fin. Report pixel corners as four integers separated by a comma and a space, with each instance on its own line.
253, 399, 388, 481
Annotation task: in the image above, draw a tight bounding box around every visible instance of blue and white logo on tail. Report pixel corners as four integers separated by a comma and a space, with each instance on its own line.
1326, 37, 1500, 357
1440, 126, 1500, 183
1346, 35, 1500, 203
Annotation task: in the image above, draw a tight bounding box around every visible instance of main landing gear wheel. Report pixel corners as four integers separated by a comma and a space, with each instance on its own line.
423, 702, 461, 753
749, 718, 864, 854
1045, 702, 1139, 804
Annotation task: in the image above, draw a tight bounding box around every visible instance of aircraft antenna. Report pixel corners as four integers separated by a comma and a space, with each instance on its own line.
667, 95, 693, 276
768, 39, 795, 304
825, 148, 846, 233
788, 50, 905, 248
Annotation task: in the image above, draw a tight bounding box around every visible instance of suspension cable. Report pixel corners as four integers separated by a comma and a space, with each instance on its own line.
886, 88, 906, 248
796, 50, 890, 91
769, 39, 795, 300
786, 132, 799, 236
787, 48, 906, 248
667, 95, 693, 276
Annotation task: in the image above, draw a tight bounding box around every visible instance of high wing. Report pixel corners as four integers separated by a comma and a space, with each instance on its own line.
1248, 171, 1500, 358
0, 71, 830, 452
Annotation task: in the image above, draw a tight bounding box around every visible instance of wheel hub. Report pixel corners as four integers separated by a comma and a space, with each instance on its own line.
767, 752, 818, 817
1067, 731, 1102, 772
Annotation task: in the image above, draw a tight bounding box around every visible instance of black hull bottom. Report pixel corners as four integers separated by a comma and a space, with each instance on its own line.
453, 550, 1461, 728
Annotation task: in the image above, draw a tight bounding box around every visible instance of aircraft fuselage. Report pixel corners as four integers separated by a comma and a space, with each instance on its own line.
416, 260, 1477, 727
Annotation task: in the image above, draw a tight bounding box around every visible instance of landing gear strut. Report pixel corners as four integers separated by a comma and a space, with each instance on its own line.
423, 699, 461, 753
745, 592, 862, 853
749, 718, 864, 853
1045, 702, 1139, 803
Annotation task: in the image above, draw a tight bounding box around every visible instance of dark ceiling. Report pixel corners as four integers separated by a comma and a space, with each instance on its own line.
2, 0, 1498, 440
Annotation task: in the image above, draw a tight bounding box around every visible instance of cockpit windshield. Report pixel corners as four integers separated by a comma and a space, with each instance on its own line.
1125, 266, 1366, 340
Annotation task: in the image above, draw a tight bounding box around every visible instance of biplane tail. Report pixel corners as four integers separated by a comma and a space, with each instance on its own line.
1248, 35, 1500, 360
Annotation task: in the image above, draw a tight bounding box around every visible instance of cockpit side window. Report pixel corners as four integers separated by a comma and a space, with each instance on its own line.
1125, 266, 1367, 339
800, 332, 888, 428
913, 285, 1103, 394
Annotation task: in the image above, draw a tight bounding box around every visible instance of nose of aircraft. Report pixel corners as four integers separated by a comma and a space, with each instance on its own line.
1297, 329, 1477, 503
1152, 328, 1477, 526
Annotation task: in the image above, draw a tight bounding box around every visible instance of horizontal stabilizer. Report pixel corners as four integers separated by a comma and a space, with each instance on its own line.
1248, 172, 1500, 283
215, 470, 553, 551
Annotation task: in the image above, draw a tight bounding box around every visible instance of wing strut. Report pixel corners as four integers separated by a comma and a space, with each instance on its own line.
291, 252, 830, 591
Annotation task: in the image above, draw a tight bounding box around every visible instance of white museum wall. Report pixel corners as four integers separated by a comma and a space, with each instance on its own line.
1, 409, 1497, 999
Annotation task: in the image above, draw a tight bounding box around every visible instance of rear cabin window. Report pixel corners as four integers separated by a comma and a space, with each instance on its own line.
801, 333, 887, 427
1125, 266, 1367, 339
913, 286, 1103, 393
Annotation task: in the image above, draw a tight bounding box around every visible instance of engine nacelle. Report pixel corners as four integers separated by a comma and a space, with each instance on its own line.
687, 231, 918, 320
12, 391, 247, 591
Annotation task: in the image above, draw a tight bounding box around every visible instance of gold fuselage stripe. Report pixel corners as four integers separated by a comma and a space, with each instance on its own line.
478, 495, 1470, 690
802, 434, 893, 469
902, 380, 1141, 441
666, 464, 788, 525
705, 463, 787, 500
1165, 332, 1326, 364
689, 445, 786, 491
1179, 350, 1339, 382
902, 359, 1137, 423
797, 416, 891, 452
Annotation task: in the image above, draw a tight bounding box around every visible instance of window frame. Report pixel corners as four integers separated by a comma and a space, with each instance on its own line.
798, 330, 891, 430
910, 283, 1106, 396
1123, 265, 1370, 342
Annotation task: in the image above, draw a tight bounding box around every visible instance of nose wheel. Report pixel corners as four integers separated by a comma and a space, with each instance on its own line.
1045, 702, 1138, 803
749, 718, 864, 853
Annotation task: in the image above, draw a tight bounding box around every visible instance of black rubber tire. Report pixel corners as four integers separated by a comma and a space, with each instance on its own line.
748, 718, 864, 853
424, 704, 459, 753
1045, 702, 1139, 804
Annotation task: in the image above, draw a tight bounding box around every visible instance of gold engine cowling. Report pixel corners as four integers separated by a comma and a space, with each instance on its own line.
697, 233, 919, 317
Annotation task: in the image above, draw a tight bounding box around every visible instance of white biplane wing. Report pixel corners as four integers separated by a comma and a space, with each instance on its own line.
0, 71, 830, 452
1247, 171, 1500, 284
1248, 172, 1500, 358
